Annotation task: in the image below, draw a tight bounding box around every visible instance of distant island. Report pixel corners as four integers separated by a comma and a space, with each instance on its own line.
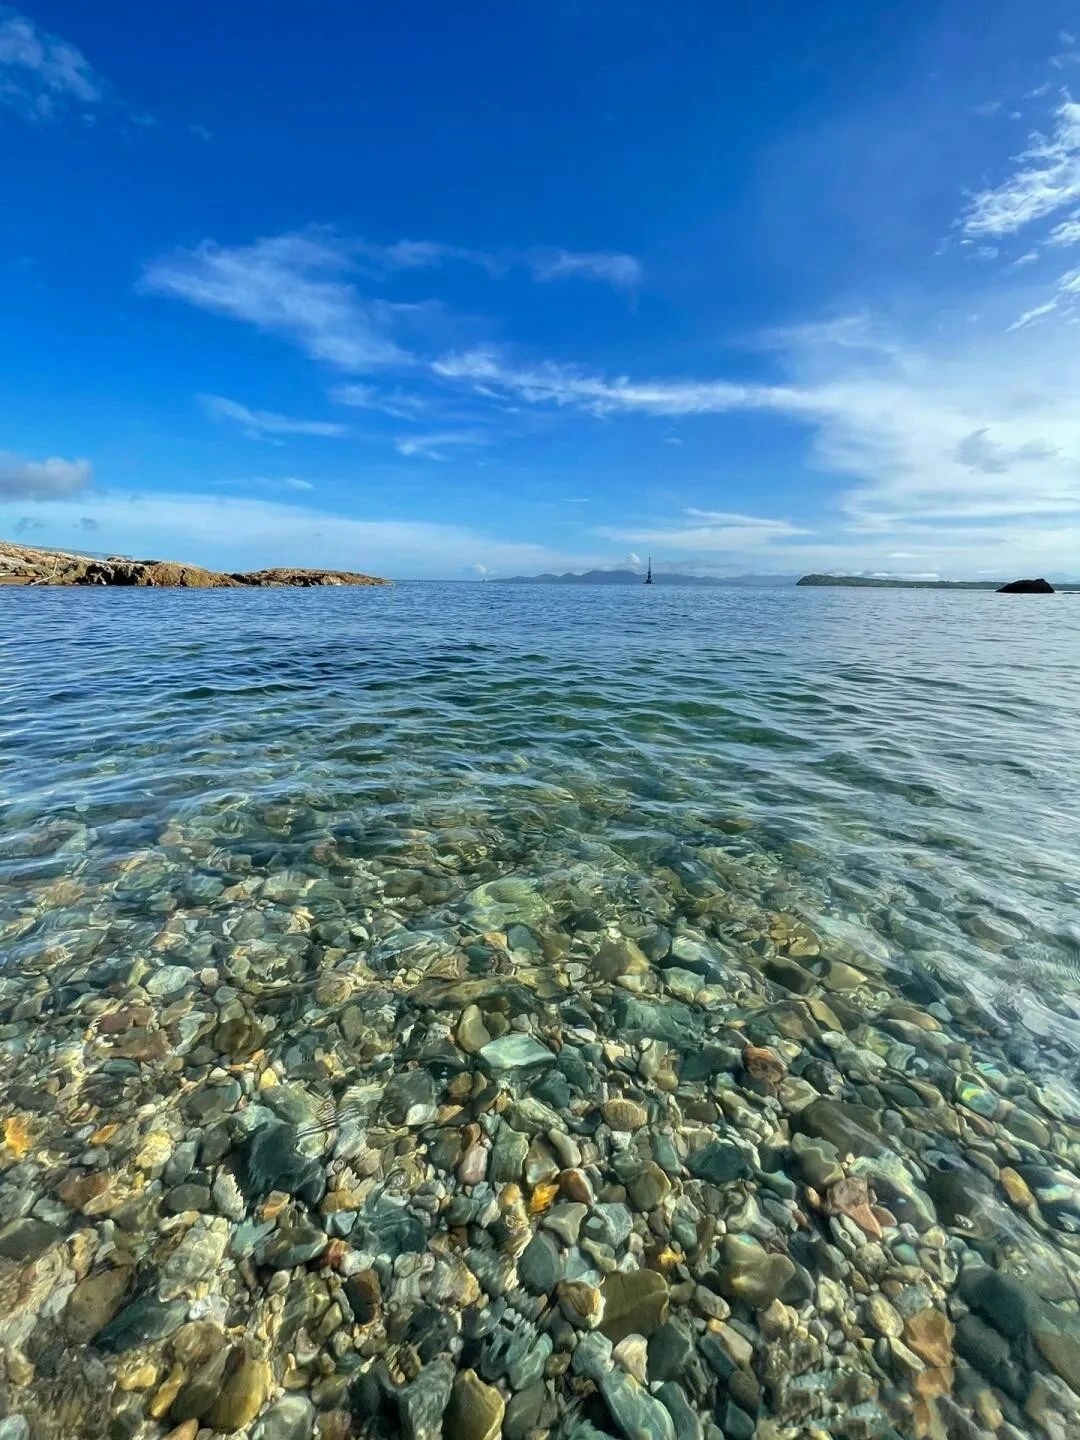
797, 573, 1079, 592
493, 569, 795, 587
0, 539, 389, 588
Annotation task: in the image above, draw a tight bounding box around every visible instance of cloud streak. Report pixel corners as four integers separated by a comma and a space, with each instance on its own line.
199, 394, 347, 441
394, 429, 490, 460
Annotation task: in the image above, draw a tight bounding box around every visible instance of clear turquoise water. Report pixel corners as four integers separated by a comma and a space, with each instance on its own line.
3, 583, 1079, 1058
3, 582, 1080, 1440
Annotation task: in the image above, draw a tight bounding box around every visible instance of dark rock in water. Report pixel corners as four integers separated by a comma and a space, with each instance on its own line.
357, 1198, 426, 1257
95, 1293, 188, 1352
657, 1381, 703, 1440
955, 1314, 1025, 1399
64, 1267, 133, 1343
0, 1217, 62, 1261
997, 577, 1054, 593
396, 1355, 455, 1440
255, 1220, 328, 1269
235, 1122, 325, 1206
800, 1098, 887, 1158
687, 1143, 751, 1185
648, 1320, 695, 1382
518, 1232, 562, 1295
612, 992, 701, 1049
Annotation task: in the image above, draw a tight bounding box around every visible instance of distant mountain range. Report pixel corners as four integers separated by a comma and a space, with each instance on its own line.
492, 569, 796, 587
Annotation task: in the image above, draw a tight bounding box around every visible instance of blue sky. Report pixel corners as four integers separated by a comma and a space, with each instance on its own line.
5, 2, 1080, 578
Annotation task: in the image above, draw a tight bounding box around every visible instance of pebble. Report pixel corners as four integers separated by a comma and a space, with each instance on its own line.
444, 1368, 504, 1440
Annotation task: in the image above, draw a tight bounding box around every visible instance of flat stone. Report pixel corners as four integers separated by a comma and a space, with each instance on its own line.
789, 1132, 844, 1189
480, 1034, 555, 1070
208, 1352, 271, 1433
503, 1384, 547, 1440
252, 1395, 316, 1440
599, 1369, 675, 1440
604, 1098, 649, 1131
490, 1124, 529, 1183
903, 1308, 954, 1369
687, 1143, 751, 1185
146, 965, 195, 997
96, 1294, 188, 1353
64, 1266, 133, 1343
235, 1123, 325, 1206
255, 1220, 328, 1269
627, 1162, 671, 1212
557, 1280, 605, 1329
657, 1382, 703, 1440
585, 1202, 633, 1250
456, 1005, 491, 1055
717, 1234, 795, 1309
397, 1355, 455, 1440
543, 1202, 587, 1246
601, 1269, 670, 1344
444, 1369, 504, 1440
518, 1232, 562, 1295
381, 1069, 437, 1126
800, 1098, 886, 1157
0, 1217, 61, 1261
647, 1320, 695, 1382
160, 1221, 228, 1299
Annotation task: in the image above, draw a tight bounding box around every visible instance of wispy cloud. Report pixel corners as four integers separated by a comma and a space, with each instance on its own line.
0, 450, 92, 499
358, 238, 641, 289
597, 510, 810, 552
331, 382, 430, 418
526, 247, 642, 288
0, 11, 101, 121
199, 394, 347, 441
394, 429, 489, 460
143, 232, 412, 371
962, 98, 1080, 238
432, 349, 807, 417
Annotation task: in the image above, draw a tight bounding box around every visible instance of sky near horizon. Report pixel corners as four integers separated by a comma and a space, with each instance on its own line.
5, 4, 1080, 578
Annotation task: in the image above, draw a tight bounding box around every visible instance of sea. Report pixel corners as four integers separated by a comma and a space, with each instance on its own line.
1, 581, 1079, 1438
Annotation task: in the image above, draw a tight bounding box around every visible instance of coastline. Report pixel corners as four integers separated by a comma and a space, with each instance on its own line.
0, 539, 390, 589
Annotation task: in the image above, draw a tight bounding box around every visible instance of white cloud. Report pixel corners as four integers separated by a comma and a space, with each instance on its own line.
432, 349, 808, 417
358, 238, 641, 289
281, 477, 315, 491
625, 551, 642, 567
330, 383, 429, 418
962, 99, 1080, 237
0, 450, 92, 499
0, 12, 101, 120
527, 248, 642, 288
1048, 210, 1080, 245
199, 394, 347, 441
394, 429, 489, 460
189, 123, 211, 141
143, 232, 412, 371
599, 511, 810, 552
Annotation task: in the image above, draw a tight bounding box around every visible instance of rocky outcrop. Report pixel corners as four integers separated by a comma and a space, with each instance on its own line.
0, 540, 389, 588
997, 577, 1055, 593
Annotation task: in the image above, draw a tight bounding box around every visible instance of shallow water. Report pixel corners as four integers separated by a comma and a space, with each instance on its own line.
2, 583, 1080, 1439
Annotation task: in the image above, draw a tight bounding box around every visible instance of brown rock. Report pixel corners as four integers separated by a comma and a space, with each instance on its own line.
904, 1308, 954, 1370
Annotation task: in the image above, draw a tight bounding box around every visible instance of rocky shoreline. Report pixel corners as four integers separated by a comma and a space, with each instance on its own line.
0, 540, 389, 588
1, 839, 1079, 1440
